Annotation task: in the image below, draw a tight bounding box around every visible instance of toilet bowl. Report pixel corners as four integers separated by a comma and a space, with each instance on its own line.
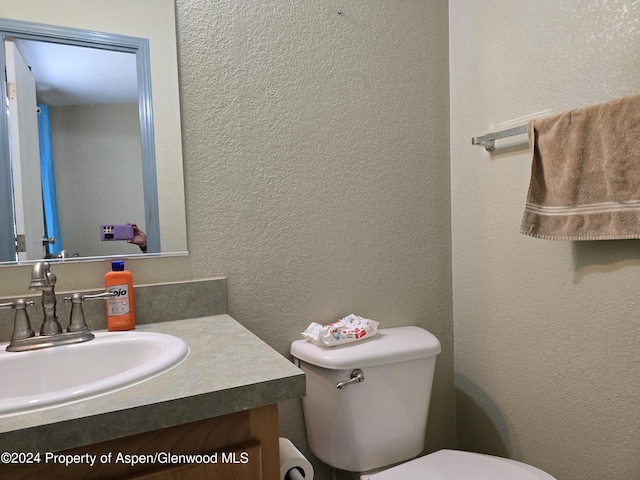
361, 449, 555, 479
291, 326, 556, 480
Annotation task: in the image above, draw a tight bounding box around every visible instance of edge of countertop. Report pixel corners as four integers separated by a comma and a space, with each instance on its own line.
0, 315, 305, 453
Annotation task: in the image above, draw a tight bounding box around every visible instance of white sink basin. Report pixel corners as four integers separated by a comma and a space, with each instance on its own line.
0, 331, 188, 415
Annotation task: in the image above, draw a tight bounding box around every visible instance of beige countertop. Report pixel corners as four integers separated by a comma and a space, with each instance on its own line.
0, 315, 305, 452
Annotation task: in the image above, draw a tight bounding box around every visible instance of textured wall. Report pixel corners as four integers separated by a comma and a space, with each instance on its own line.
450, 1, 640, 479
176, 2, 453, 476
0, 1, 453, 478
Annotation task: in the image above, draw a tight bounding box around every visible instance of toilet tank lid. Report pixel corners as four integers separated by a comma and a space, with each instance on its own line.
290, 326, 441, 369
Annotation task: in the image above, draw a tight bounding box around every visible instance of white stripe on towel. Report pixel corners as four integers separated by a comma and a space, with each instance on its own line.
526, 200, 640, 216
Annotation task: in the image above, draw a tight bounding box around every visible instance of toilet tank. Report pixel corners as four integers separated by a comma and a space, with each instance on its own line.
291, 326, 441, 472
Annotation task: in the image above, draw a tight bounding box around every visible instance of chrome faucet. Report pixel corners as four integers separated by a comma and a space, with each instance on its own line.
1, 261, 113, 352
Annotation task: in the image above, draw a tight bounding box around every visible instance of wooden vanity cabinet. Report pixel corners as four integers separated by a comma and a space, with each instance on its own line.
1, 404, 279, 480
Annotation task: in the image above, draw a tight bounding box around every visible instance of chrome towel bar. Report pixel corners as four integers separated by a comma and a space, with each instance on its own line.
472, 124, 528, 151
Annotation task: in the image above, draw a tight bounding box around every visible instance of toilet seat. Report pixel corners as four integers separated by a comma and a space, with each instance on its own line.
361, 449, 556, 480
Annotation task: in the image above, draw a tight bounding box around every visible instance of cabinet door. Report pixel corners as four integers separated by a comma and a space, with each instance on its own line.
0, 404, 279, 480
132, 441, 262, 480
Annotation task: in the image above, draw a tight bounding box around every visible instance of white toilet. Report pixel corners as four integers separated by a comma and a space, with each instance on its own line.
291, 326, 556, 480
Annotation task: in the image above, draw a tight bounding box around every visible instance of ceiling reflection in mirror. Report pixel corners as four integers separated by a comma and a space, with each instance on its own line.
0, 7, 187, 266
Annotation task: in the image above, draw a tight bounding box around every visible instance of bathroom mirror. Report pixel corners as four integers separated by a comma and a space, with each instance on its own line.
0, 1, 187, 265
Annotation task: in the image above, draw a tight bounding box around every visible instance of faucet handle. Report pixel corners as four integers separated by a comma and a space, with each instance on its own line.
64, 292, 116, 333
81, 292, 117, 302
1, 299, 36, 341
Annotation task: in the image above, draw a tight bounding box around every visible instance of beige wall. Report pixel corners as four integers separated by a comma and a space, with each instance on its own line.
450, 1, 640, 479
176, 3, 453, 476
0, 2, 453, 478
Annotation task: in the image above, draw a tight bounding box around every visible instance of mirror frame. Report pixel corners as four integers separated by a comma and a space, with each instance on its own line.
0, 18, 160, 263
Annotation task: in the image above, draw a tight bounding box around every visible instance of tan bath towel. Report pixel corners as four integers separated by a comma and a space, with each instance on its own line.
520, 93, 640, 240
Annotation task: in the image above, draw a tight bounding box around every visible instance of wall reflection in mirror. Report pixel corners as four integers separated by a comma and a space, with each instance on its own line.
0, 16, 187, 265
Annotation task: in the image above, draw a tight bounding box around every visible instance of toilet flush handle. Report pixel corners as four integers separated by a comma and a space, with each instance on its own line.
336, 369, 365, 389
